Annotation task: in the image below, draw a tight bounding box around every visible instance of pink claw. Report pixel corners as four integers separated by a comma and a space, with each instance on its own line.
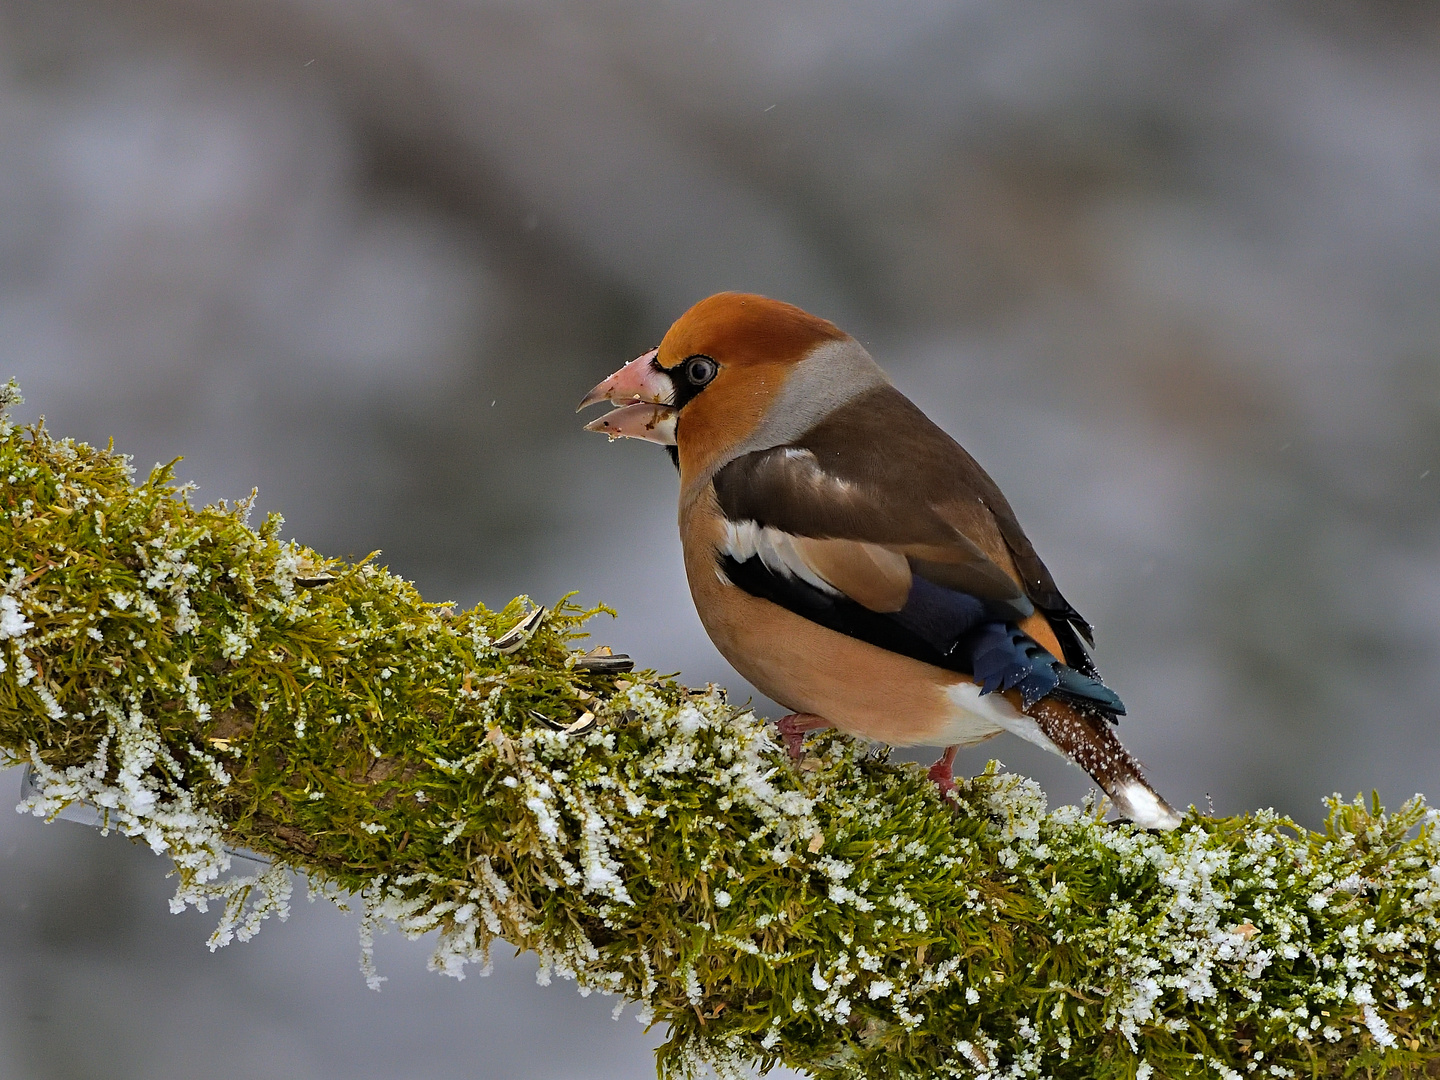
775, 713, 827, 761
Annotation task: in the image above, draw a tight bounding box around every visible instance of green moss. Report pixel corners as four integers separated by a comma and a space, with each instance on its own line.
1, 381, 1438, 1079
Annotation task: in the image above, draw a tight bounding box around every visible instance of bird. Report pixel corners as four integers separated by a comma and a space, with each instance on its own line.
578, 292, 1182, 830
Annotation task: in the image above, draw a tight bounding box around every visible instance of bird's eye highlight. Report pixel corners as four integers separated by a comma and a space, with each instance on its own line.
684, 356, 718, 387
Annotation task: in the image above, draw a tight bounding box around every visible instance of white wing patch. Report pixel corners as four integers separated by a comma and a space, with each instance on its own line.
721, 520, 840, 595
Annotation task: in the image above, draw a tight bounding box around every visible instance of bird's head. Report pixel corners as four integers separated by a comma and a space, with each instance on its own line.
579, 292, 887, 487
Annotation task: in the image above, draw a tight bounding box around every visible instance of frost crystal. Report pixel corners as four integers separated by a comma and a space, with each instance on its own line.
0, 594, 32, 639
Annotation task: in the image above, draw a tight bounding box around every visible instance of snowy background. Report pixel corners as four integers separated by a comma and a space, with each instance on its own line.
1, 2, 1438, 1077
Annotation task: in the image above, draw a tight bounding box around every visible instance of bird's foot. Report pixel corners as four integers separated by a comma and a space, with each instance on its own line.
927, 745, 960, 799
776, 713, 828, 761
926, 760, 956, 796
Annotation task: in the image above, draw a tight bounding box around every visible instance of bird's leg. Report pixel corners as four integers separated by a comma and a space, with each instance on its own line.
775, 713, 829, 761
927, 745, 960, 797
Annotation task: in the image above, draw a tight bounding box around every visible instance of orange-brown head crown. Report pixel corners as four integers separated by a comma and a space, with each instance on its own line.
656, 292, 846, 374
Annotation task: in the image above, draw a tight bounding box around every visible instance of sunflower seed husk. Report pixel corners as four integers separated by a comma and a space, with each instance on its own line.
529, 709, 598, 735
563, 711, 597, 736
494, 606, 547, 654
573, 652, 634, 674
529, 709, 570, 731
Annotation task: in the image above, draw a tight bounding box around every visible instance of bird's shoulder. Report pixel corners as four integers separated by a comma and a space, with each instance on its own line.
713, 386, 1023, 572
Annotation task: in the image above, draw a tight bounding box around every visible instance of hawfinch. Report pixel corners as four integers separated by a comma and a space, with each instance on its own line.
579, 293, 1182, 830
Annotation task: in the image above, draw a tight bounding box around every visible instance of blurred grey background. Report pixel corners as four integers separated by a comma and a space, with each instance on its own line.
1, 1, 1438, 1076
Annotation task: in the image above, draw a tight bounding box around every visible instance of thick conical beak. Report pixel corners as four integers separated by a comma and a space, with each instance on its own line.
582, 401, 678, 445
576, 347, 669, 411
578, 347, 678, 445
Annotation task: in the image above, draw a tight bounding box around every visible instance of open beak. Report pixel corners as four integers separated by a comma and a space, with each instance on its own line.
577, 347, 678, 445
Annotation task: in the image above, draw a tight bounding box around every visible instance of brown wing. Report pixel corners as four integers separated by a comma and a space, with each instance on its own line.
711, 384, 1097, 666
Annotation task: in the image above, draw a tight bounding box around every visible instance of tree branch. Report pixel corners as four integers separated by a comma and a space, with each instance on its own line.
1, 382, 1437, 1079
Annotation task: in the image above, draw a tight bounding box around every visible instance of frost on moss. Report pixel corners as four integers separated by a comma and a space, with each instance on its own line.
1, 383, 1438, 1080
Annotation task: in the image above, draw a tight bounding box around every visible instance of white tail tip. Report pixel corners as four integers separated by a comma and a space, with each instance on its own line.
1111, 780, 1184, 830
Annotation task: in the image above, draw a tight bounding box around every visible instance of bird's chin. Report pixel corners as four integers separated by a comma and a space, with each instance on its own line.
583, 402, 678, 445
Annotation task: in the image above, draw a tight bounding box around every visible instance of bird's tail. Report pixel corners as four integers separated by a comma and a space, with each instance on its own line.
1025, 696, 1183, 830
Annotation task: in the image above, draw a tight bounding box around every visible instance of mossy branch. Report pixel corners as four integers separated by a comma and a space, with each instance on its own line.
1, 381, 1438, 1080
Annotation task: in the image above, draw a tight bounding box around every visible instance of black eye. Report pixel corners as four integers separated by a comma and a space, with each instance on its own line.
684, 355, 718, 387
